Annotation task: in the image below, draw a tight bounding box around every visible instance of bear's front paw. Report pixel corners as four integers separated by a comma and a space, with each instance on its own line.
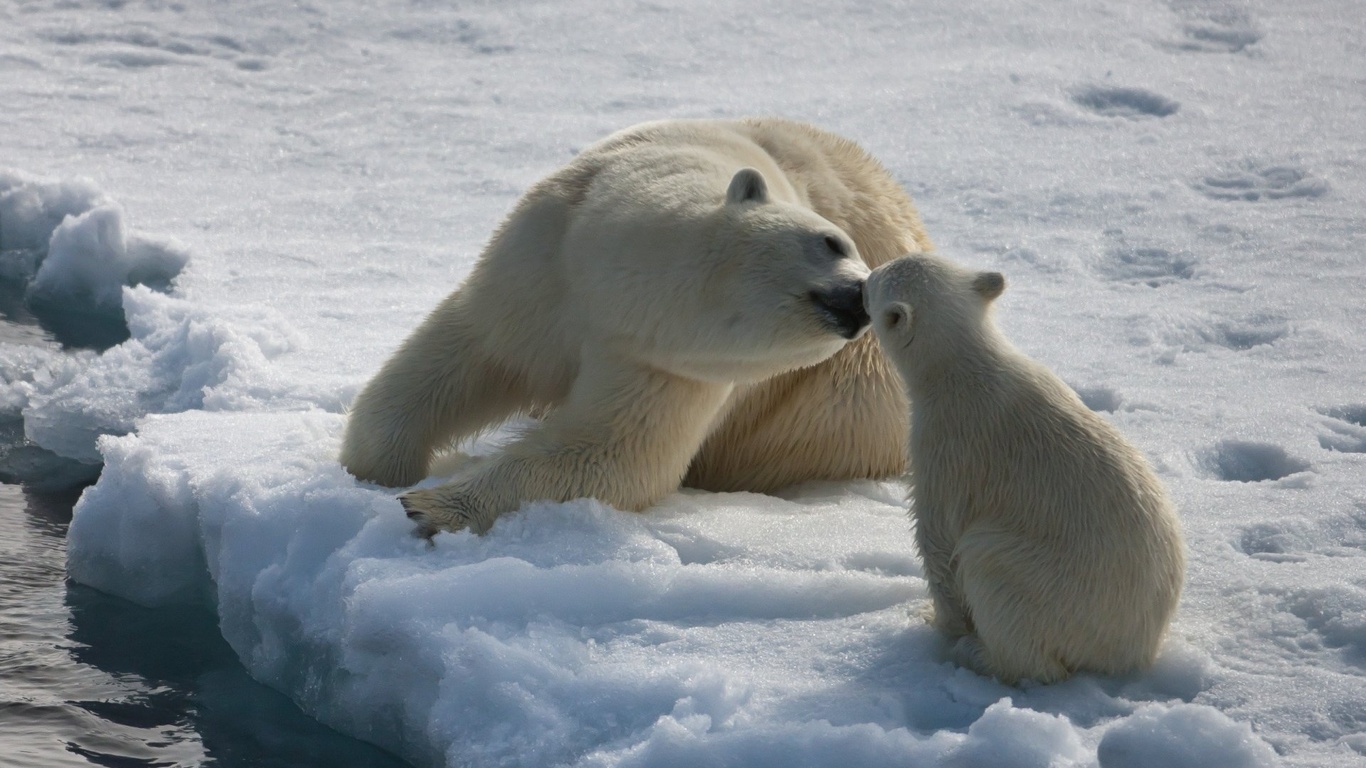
399, 487, 485, 537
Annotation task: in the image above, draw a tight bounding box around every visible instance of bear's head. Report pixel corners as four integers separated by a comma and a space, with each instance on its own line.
666, 167, 871, 382
864, 252, 1005, 386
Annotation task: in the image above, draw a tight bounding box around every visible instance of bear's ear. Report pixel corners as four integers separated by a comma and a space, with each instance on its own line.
726, 168, 769, 205
972, 271, 1005, 301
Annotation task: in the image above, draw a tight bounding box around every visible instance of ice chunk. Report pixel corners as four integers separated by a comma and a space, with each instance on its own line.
0, 412, 101, 490
0, 169, 190, 349
66, 428, 208, 606
947, 699, 1090, 767
0, 169, 104, 253
30, 204, 189, 313
1098, 703, 1281, 768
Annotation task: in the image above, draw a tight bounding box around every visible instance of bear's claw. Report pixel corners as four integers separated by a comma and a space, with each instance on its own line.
398, 487, 483, 536
398, 495, 438, 538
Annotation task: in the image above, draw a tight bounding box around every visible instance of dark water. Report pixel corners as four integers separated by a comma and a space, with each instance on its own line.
0, 305, 413, 765
0, 479, 415, 767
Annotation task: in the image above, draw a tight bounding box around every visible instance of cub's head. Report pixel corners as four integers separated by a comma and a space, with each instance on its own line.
686, 167, 870, 381
864, 253, 1005, 375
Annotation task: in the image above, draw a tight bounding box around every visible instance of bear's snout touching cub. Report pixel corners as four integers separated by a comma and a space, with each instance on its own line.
809, 280, 869, 340
340, 118, 928, 535
866, 252, 1185, 684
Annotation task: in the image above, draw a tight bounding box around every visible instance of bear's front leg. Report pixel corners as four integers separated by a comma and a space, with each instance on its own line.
399, 482, 484, 536
400, 353, 733, 535
341, 290, 537, 488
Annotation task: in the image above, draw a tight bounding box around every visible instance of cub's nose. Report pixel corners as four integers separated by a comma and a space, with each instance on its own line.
810, 281, 870, 339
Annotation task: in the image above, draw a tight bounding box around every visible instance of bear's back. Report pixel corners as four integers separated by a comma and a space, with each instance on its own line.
574, 118, 929, 268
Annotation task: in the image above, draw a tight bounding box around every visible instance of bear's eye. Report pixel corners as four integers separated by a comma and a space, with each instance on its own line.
823, 235, 846, 257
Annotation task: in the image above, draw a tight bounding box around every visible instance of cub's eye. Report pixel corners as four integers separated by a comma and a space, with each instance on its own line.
823, 235, 847, 257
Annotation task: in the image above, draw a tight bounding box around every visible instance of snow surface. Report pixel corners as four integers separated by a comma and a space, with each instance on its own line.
2, 0, 1364, 765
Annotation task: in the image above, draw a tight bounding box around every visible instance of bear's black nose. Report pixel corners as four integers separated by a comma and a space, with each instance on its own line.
810, 282, 870, 339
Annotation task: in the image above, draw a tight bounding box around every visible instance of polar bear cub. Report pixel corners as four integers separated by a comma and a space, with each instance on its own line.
865, 253, 1185, 684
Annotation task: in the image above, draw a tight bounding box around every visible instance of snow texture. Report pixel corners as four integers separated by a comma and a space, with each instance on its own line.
1, 0, 1363, 765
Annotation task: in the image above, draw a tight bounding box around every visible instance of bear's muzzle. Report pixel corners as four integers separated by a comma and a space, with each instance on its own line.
810, 281, 870, 339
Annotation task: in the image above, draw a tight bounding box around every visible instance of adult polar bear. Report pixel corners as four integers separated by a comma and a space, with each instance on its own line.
342, 118, 930, 535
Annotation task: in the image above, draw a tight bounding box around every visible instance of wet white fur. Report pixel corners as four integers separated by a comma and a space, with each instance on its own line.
866, 253, 1185, 684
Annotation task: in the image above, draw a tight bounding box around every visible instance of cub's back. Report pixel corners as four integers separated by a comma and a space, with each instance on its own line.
913, 351, 1175, 550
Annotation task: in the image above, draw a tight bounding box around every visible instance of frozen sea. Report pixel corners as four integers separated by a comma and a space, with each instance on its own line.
1, 0, 1364, 766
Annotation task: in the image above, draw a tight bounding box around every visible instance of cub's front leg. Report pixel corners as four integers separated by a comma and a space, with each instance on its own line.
401, 354, 733, 535
913, 504, 971, 637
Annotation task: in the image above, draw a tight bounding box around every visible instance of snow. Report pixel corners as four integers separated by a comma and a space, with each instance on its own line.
1097, 703, 1281, 768
2, 0, 1363, 765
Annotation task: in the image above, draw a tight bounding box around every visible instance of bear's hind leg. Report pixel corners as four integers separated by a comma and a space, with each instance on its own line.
956, 537, 1072, 684
686, 333, 907, 492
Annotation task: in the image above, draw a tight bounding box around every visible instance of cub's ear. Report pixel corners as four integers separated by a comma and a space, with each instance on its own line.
880, 302, 913, 334
726, 167, 769, 205
972, 271, 1005, 301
